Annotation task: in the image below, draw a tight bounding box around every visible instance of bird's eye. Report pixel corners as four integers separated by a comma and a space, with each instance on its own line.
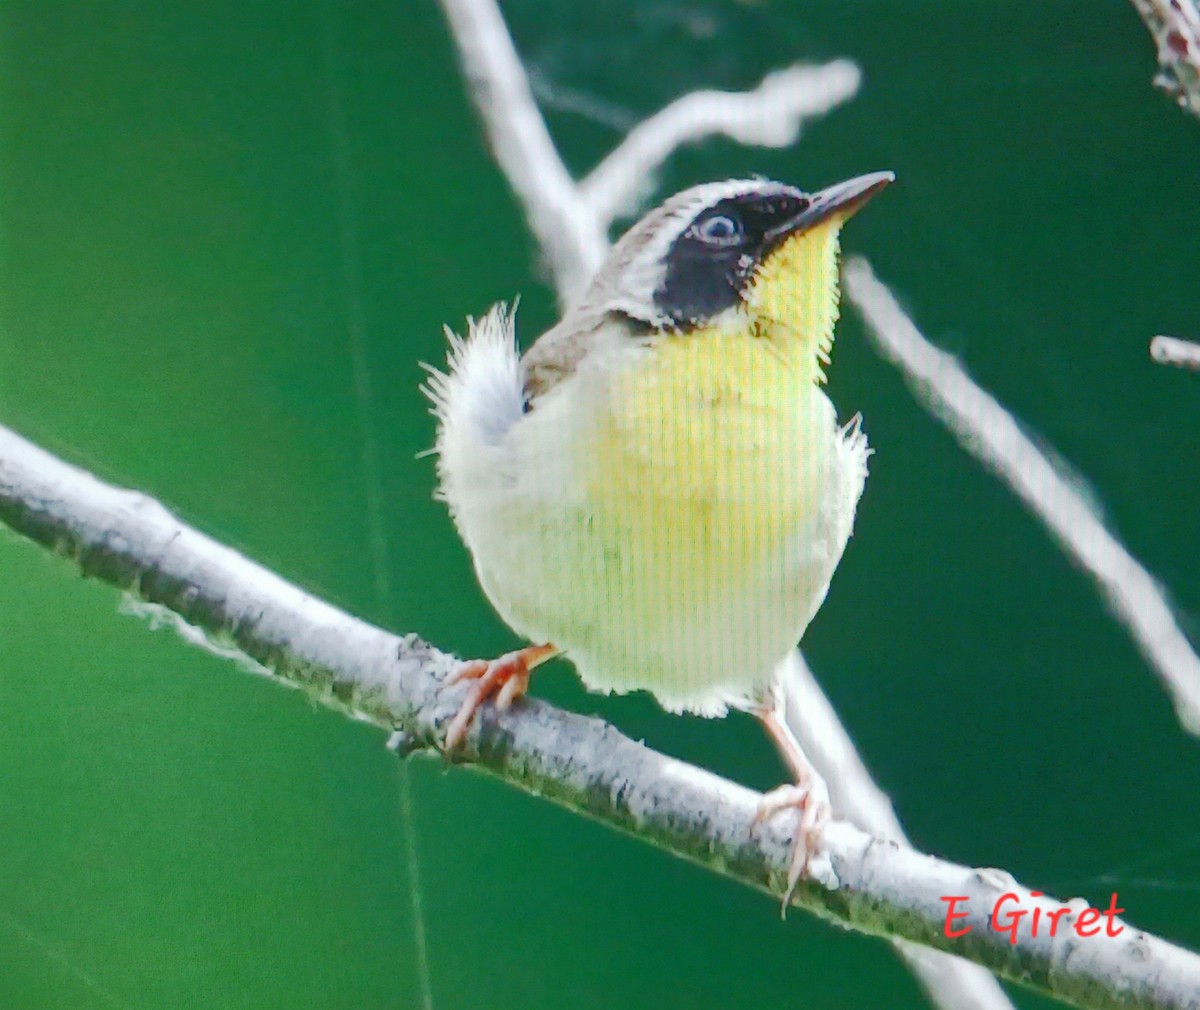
693, 214, 742, 245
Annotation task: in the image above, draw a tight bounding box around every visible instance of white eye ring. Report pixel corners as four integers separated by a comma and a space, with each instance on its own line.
694, 214, 742, 245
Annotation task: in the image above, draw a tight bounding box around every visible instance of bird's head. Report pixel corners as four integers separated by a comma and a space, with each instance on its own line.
576, 172, 893, 381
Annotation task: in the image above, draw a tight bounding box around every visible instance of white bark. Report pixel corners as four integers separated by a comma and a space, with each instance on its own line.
439, 0, 609, 298
3, 421, 1200, 1009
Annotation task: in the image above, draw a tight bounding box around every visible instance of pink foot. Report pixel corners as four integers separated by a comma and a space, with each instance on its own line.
754, 782, 831, 914
442, 643, 556, 750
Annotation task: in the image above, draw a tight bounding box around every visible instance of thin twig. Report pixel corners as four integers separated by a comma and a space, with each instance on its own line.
844, 257, 1200, 736
438, 0, 609, 298
579, 62, 862, 224
2, 422, 1199, 1008
1129, 0, 1200, 118
438, 0, 859, 306
1151, 334, 1200, 370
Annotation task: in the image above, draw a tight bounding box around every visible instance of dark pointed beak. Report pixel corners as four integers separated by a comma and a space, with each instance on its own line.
766, 171, 894, 240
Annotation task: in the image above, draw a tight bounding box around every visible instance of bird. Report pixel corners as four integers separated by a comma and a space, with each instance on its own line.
423, 172, 892, 896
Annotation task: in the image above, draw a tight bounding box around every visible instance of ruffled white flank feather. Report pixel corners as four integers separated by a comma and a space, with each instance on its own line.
421, 302, 525, 509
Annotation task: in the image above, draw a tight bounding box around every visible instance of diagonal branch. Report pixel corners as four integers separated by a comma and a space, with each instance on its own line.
3, 422, 1200, 1008
844, 258, 1200, 734
439, 0, 609, 297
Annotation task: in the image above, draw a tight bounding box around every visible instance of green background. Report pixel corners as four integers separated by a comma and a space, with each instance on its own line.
2, 1, 1198, 1007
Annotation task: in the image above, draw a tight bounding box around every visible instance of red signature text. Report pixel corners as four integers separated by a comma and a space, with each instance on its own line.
941, 892, 1124, 945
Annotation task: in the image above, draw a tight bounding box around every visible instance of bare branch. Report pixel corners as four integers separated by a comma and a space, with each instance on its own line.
438, 0, 859, 306
438, 0, 608, 297
1151, 334, 1200, 370
1129, 0, 1200, 118
579, 62, 862, 224
2, 422, 1200, 1008
844, 257, 1200, 736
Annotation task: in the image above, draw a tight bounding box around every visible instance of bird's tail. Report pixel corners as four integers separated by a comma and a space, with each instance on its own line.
420, 301, 525, 500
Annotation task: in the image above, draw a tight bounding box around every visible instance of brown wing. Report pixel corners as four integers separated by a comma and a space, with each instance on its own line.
521, 315, 602, 403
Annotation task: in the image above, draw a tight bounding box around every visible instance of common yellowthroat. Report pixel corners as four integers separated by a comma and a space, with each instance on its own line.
425, 172, 891, 889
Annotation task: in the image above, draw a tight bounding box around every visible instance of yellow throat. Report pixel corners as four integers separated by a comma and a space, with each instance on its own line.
584, 217, 848, 600
744, 215, 845, 384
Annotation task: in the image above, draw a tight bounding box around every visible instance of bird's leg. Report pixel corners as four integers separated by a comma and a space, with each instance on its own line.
442, 643, 558, 750
751, 698, 831, 914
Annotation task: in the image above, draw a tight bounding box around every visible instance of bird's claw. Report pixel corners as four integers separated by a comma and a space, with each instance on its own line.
754, 782, 830, 916
442, 644, 554, 751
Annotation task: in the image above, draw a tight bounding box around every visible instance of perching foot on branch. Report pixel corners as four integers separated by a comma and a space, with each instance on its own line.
443, 642, 558, 749
753, 703, 832, 912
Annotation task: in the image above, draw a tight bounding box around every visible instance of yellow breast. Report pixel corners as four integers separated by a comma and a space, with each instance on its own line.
465, 323, 848, 713
444, 199, 867, 712
588, 328, 825, 534
564, 323, 835, 657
